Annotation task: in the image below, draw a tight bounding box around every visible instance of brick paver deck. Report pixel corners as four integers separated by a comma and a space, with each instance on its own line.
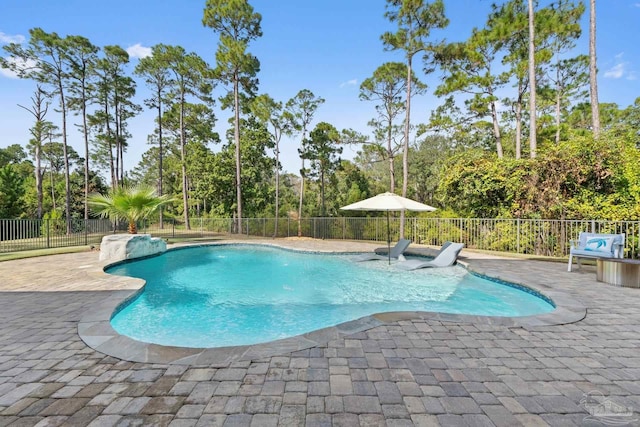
0, 238, 639, 426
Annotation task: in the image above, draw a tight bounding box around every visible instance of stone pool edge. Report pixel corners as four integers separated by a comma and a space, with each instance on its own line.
77, 242, 586, 366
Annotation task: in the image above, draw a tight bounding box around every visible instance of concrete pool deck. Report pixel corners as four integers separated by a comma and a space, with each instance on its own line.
0, 238, 639, 426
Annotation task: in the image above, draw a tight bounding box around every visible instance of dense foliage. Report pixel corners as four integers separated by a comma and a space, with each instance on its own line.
88, 184, 173, 234
437, 130, 640, 220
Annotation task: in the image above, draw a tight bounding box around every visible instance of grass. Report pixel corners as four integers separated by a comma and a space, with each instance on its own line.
0, 233, 104, 253
0, 245, 94, 262
0, 234, 232, 262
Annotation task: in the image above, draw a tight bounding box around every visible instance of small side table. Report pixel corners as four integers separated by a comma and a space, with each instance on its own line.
596, 258, 640, 288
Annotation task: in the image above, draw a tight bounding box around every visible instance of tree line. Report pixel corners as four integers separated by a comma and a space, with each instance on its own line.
2, 0, 640, 233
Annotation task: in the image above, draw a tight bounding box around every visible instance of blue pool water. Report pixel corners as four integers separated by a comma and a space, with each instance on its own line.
108, 245, 554, 348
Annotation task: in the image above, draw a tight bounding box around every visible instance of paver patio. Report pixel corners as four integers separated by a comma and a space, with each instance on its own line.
0, 238, 639, 426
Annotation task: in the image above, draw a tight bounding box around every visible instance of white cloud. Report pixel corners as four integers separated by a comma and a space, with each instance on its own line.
604, 63, 626, 79
339, 78, 358, 88
603, 52, 636, 80
0, 32, 25, 44
0, 57, 37, 79
126, 43, 152, 59
0, 68, 18, 78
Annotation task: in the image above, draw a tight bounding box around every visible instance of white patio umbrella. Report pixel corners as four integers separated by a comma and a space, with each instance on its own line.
340, 192, 436, 263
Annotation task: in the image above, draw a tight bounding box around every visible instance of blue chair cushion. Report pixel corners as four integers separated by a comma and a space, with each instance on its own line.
584, 237, 613, 253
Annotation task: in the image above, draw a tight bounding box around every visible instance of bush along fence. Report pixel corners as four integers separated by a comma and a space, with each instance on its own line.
1, 217, 639, 259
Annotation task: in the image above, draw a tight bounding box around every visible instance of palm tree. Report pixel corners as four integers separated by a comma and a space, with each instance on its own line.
88, 185, 173, 234
589, 0, 600, 137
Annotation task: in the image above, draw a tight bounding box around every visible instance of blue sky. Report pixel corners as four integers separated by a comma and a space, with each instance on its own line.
1, 0, 639, 175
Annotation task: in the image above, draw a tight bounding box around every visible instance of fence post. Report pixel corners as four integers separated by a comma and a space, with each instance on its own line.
46, 219, 50, 248
342, 217, 346, 240
516, 218, 521, 253
84, 219, 88, 245
263, 218, 266, 237
591, 219, 596, 233
313, 218, 316, 239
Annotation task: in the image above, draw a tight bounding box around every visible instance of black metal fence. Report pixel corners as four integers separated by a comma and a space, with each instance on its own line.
0, 218, 115, 252
1, 217, 639, 258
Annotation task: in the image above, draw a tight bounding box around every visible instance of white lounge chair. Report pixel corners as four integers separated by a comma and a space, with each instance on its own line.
396, 242, 464, 271
353, 238, 411, 262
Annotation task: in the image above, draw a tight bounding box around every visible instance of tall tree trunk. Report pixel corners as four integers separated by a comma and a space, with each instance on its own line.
490, 97, 504, 158
35, 145, 43, 219
18, 86, 47, 219
119, 138, 124, 184
387, 122, 395, 193
117, 88, 124, 187
104, 100, 115, 190
589, 0, 600, 137
180, 92, 190, 230
118, 102, 124, 184
50, 164, 56, 211
400, 55, 413, 239
320, 169, 325, 217
274, 137, 279, 237
47, 131, 56, 211
157, 92, 164, 229
528, 0, 537, 158
114, 92, 120, 188
297, 123, 308, 238
233, 73, 242, 234
82, 85, 90, 220
58, 82, 71, 234
108, 141, 115, 190
555, 58, 562, 144
297, 159, 304, 237
514, 81, 524, 159
515, 100, 522, 159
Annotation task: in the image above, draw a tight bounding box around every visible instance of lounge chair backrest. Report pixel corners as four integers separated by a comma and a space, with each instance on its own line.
430, 242, 464, 267
390, 238, 411, 258
436, 241, 453, 256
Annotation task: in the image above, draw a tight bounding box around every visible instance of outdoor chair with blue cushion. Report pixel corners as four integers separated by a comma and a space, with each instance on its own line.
396, 242, 464, 271
568, 232, 625, 272
353, 238, 411, 262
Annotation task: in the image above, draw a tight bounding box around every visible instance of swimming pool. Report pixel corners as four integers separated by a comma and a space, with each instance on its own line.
107, 245, 555, 348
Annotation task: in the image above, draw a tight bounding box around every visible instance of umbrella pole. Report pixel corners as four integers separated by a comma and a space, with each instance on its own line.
387, 211, 391, 265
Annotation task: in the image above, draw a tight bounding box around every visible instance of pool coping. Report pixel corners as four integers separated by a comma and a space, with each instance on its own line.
77, 242, 586, 366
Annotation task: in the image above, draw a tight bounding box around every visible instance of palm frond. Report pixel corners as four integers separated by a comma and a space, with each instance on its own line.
88, 185, 174, 233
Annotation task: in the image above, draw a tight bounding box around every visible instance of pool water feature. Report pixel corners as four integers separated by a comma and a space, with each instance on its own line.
107, 245, 554, 348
